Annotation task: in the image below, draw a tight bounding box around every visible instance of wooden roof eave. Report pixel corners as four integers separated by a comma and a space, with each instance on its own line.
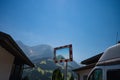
0, 32, 34, 67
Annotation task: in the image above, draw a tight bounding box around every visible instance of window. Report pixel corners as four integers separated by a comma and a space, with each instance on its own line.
88, 69, 102, 80
83, 75, 87, 80
107, 69, 120, 80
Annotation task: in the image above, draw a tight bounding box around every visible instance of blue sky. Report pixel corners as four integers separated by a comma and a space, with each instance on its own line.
0, 0, 120, 63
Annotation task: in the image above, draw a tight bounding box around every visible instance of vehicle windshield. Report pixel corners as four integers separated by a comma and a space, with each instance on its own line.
88, 69, 102, 80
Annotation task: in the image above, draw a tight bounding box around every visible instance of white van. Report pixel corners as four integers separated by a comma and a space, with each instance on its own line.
87, 42, 120, 80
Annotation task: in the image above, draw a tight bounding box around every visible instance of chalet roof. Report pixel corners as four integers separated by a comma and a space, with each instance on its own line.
73, 53, 103, 72
73, 63, 95, 72
0, 32, 34, 67
81, 53, 103, 65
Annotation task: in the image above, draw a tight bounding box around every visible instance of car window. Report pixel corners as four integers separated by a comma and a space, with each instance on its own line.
88, 69, 102, 80
107, 69, 120, 80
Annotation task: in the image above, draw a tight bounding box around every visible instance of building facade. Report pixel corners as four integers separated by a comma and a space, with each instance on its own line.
0, 32, 34, 80
73, 53, 103, 80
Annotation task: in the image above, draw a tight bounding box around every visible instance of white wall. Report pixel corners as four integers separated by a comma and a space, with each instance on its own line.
0, 46, 15, 80
77, 68, 92, 80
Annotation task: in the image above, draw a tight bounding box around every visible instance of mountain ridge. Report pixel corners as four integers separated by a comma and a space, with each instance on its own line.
16, 41, 80, 80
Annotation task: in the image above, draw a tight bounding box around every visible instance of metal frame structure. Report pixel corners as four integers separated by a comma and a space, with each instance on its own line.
54, 44, 73, 80
54, 44, 73, 63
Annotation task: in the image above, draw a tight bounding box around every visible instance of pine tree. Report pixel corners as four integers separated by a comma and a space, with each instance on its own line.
22, 76, 29, 80
70, 74, 74, 80
52, 68, 64, 80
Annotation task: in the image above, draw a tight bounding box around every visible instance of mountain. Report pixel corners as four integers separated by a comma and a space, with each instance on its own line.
23, 57, 79, 80
16, 41, 54, 60
16, 41, 80, 80
16, 41, 31, 57
30, 44, 53, 60
56, 55, 65, 61
23, 58, 58, 80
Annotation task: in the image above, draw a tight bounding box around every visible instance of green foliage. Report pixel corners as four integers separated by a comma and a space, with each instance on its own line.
37, 67, 45, 75
45, 70, 53, 73
23, 58, 78, 80
22, 76, 29, 80
52, 68, 64, 80
56, 63, 64, 69
70, 74, 74, 80
40, 60, 46, 64
67, 72, 71, 80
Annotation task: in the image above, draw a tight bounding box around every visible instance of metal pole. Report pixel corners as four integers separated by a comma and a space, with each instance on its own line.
64, 62, 68, 80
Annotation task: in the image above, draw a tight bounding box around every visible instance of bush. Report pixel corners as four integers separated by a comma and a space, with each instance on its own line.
52, 68, 63, 80
22, 76, 29, 80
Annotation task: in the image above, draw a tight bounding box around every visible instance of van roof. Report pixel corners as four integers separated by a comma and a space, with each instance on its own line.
97, 43, 120, 66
